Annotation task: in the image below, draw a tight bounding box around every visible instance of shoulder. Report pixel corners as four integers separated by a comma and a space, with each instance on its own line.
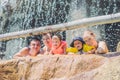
98, 41, 107, 47
61, 41, 67, 46
19, 47, 30, 53
96, 41, 108, 54
13, 47, 29, 58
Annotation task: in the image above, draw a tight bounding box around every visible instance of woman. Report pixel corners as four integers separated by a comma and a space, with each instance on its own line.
83, 30, 108, 54
42, 33, 52, 55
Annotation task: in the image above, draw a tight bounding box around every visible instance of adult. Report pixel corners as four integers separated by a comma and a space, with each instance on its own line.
13, 36, 43, 58
42, 33, 52, 55
83, 30, 108, 54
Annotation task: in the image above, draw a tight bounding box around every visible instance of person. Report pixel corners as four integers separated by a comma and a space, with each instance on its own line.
83, 30, 108, 54
13, 36, 43, 58
42, 33, 52, 55
116, 41, 120, 52
50, 34, 67, 55
66, 37, 85, 55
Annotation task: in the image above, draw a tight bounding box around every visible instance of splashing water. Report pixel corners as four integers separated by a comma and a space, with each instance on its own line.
86, 0, 120, 51
0, 0, 119, 59
0, 0, 71, 59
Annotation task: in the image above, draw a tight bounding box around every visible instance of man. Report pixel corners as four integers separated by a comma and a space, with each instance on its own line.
13, 36, 43, 58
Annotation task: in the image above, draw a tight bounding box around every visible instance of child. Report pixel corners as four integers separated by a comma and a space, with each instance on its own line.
50, 34, 67, 55
66, 37, 85, 54
83, 30, 108, 54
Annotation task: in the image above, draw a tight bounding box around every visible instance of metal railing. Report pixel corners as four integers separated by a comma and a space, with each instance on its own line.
0, 13, 120, 41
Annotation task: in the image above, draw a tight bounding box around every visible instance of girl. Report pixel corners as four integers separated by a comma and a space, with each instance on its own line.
42, 33, 52, 55
50, 34, 67, 55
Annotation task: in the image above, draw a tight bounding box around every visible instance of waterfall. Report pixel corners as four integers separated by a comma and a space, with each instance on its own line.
67, 0, 120, 52
0, 0, 120, 59
86, 0, 120, 51
0, 0, 71, 59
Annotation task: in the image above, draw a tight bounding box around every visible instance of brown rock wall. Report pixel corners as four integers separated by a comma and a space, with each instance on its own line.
1, 54, 119, 80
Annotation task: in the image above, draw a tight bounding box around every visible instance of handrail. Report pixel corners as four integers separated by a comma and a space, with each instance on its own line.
0, 13, 120, 41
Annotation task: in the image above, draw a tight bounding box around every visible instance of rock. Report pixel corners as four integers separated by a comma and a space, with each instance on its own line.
0, 53, 120, 80
0, 54, 105, 80
66, 52, 120, 80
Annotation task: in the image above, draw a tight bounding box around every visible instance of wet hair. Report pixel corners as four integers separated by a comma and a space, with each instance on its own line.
42, 33, 52, 38
83, 30, 96, 39
27, 36, 41, 46
53, 33, 62, 41
70, 37, 85, 47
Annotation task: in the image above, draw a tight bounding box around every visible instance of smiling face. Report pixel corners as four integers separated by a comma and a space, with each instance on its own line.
29, 40, 41, 54
52, 36, 61, 49
83, 36, 98, 48
73, 40, 83, 50
84, 36, 93, 46
42, 33, 52, 47
83, 30, 97, 46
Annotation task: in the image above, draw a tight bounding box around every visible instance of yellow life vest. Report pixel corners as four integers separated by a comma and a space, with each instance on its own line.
66, 47, 78, 54
83, 44, 95, 52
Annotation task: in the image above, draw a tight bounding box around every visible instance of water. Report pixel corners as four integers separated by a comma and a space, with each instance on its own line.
0, 0, 71, 59
0, 0, 120, 59
67, 0, 120, 52
86, 0, 120, 51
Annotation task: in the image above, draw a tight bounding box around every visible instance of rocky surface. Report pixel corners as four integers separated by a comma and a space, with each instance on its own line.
0, 53, 120, 80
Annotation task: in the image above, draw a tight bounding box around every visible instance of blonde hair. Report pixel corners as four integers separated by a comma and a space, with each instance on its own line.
83, 30, 96, 39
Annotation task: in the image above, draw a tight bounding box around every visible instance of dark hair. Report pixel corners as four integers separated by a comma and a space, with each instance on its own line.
70, 37, 85, 47
27, 36, 41, 46
53, 33, 62, 41
42, 33, 52, 38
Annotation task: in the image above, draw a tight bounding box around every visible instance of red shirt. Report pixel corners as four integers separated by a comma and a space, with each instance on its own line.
52, 41, 67, 55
